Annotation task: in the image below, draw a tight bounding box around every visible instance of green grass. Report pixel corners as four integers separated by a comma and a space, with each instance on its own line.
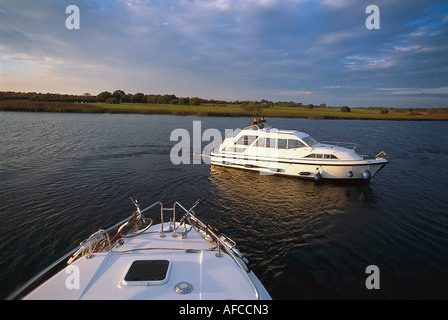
96, 103, 249, 116
1, 100, 447, 120
96, 103, 448, 120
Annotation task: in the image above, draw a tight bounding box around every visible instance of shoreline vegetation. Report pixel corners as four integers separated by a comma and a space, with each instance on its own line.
1, 91, 447, 121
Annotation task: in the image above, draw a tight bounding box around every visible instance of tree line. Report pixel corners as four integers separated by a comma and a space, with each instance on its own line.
0, 90, 343, 109
0, 90, 214, 106
0, 90, 445, 113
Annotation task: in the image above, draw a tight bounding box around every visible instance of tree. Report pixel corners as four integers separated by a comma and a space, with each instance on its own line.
146, 94, 158, 104
189, 97, 201, 106
241, 101, 262, 114
120, 94, 130, 103
130, 92, 145, 103
97, 91, 112, 102
105, 97, 120, 104
157, 94, 177, 104
179, 97, 190, 105
112, 90, 126, 103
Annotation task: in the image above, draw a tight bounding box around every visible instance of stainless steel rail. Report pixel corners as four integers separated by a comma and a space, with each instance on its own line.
8, 198, 260, 300
6, 212, 138, 300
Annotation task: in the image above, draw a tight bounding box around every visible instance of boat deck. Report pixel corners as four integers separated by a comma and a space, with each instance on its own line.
25, 223, 268, 300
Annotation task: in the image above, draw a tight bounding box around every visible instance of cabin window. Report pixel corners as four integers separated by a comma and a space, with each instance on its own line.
255, 138, 303, 150
236, 135, 257, 146
287, 139, 305, 149
255, 138, 279, 148
255, 137, 265, 148
265, 138, 277, 148
302, 136, 318, 147
278, 139, 288, 149
304, 153, 339, 159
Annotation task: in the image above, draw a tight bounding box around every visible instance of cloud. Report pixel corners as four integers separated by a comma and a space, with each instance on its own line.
278, 90, 313, 96
2, 53, 65, 65
342, 54, 394, 70
3, 53, 46, 62
323, 85, 353, 89
377, 87, 448, 96
322, 0, 356, 9
0, 0, 447, 107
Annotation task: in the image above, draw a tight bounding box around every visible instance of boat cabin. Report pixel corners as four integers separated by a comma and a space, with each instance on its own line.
211, 123, 389, 180
216, 124, 362, 161
219, 125, 321, 156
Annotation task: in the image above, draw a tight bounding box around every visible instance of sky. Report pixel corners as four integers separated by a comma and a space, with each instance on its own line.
0, 0, 447, 107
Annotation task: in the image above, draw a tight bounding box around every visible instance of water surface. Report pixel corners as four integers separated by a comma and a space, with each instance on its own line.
1, 112, 447, 299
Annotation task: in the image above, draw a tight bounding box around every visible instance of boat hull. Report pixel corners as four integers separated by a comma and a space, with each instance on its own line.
210, 151, 389, 181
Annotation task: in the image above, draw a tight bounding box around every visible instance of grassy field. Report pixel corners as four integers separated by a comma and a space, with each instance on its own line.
1, 100, 447, 120
98, 102, 448, 120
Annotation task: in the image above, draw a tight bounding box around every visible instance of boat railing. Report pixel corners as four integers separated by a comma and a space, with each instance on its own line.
8, 198, 260, 300
225, 123, 273, 138
242, 123, 273, 131
177, 203, 260, 300
319, 141, 358, 151
6, 202, 153, 299
210, 139, 223, 154
210, 123, 274, 154
362, 150, 388, 161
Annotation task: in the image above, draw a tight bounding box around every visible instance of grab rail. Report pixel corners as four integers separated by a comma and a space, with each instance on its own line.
6, 210, 141, 300
8, 198, 260, 300
319, 141, 358, 151
185, 211, 260, 300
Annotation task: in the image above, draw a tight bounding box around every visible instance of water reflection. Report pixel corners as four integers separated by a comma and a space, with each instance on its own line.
207, 166, 376, 297
208, 166, 376, 220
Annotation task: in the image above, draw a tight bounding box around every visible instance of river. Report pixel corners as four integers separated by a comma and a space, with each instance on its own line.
1, 111, 447, 299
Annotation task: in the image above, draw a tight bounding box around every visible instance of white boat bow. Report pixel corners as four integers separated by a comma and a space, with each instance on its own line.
8, 198, 271, 300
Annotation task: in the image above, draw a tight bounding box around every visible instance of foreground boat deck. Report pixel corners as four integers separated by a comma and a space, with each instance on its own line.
25, 223, 269, 300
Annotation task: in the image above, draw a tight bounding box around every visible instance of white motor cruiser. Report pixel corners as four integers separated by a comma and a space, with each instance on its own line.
210, 122, 389, 181
8, 198, 271, 300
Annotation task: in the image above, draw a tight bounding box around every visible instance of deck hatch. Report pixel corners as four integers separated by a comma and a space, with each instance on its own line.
123, 260, 170, 286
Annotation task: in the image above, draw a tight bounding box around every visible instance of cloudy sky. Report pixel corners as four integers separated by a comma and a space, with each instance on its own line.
1, 0, 447, 107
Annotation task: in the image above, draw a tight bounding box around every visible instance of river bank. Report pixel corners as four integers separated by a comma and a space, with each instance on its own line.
1, 100, 447, 120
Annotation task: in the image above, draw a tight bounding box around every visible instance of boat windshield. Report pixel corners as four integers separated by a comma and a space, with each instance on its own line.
245, 122, 273, 130
302, 135, 318, 147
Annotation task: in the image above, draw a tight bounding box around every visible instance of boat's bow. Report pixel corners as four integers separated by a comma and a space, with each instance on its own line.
10, 199, 271, 300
